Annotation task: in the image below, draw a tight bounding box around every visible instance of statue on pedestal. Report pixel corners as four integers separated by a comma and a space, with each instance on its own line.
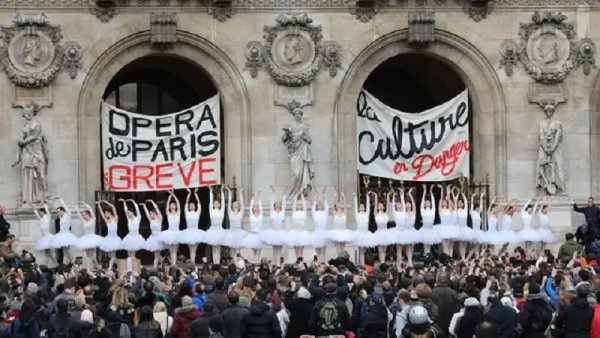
536, 100, 566, 195
281, 108, 315, 196
12, 102, 49, 203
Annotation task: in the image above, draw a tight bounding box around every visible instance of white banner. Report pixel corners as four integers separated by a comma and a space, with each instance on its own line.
102, 95, 221, 191
357, 89, 470, 181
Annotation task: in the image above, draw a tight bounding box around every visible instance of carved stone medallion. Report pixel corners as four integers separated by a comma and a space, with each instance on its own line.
244, 13, 341, 87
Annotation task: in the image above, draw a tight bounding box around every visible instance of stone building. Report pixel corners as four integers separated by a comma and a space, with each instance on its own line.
0, 0, 597, 259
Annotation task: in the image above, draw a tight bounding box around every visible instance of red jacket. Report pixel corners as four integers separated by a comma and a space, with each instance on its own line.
170, 304, 201, 338
590, 304, 600, 338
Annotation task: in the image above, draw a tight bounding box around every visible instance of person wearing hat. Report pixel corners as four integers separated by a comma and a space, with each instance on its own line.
287, 287, 314, 338
484, 291, 517, 338
360, 292, 389, 338
451, 297, 483, 338
554, 283, 595, 338
308, 282, 350, 337
516, 283, 553, 338
404, 304, 437, 338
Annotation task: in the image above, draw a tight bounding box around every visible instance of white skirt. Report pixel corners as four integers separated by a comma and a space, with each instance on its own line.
308, 230, 332, 248
469, 229, 485, 244
34, 234, 55, 250
73, 234, 103, 250
352, 230, 378, 248
518, 228, 541, 243
539, 228, 556, 243
499, 230, 520, 245
418, 227, 443, 245
178, 228, 205, 245
478, 231, 505, 245
260, 229, 289, 246
286, 229, 313, 246
456, 226, 477, 242
325, 229, 356, 243
122, 233, 147, 251
146, 234, 166, 252
99, 236, 123, 252
158, 230, 183, 245
222, 229, 248, 248
436, 224, 460, 240
372, 229, 397, 246
51, 231, 79, 248
241, 232, 263, 249
203, 228, 228, 246
394, 228, 422, 245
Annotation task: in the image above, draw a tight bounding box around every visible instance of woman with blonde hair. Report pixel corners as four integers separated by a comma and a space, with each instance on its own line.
153, 301, 173, 336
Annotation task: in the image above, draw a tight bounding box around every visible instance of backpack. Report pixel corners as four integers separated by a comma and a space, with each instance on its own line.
318, 300, 341, 331
531, 301, 553, 331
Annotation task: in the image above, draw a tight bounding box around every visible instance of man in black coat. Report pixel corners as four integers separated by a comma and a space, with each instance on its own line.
286, 287, 314, 338
242, 288, 281, 338
0, 205, 10, 242
484, 293, 517, 338
207, 277, 229, 314
308, 283, 350, 337
47, 299, 79, 338
574, 197, 600, 239
430, 272, 459, 335
359, 293, 388, 338
188, 300, 225, 338
221, 292, 248, 338
517, 283, 553, 338
554, 283, 595, 338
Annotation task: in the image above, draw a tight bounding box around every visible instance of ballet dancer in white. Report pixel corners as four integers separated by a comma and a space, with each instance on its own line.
204, 186, 227, 264
75, 202, 102, 270
467, 192, 485, 260
30, 201, 57, 266
519, 199, 542, 257
179, 188, 204, 263
225, 187, 248, 258
140, 199, 165, 267
391, 189, 408, 267
96, 200, 123, 270
436, 185, 458, 257
120, 199, 146, 270
242, 191, 264, 263
499, 199, 519, 255
479, 198, 503, 253
403, 188, 420, 267
327, 188, 355, 255
352, 192, 376, 265
53, 197, 78, 264
372, 191, 393, 263
261, 185, 288, 264
420, 184, 442, 254
537, 197, 556, 250
289, 193, 311, 259
311, 187, 332, 262
456, 190, 475, 261
159, 191, 184, 266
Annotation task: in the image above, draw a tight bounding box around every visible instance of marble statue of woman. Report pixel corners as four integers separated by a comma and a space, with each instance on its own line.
12, 103, 49, 203
282, 108, 315, 196
536, 102, 566, 195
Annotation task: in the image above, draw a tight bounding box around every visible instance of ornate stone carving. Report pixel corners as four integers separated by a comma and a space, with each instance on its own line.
89, 0, 121, 23
12, 101, 50, 204
535, 99, 566, 196
62, 41, 82, 79
408, 11, 435, 45
499, 39, 518, 76
150, 12, 177, 50
463, 0, 492, 22
350, 0, 378, 22
575, 38, 596, 75
0, 13, 77, 88
281, 107, 314, 196
208, 0, 236, 22
244, 13, 341, 87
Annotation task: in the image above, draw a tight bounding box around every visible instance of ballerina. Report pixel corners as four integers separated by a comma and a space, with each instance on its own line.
391, 188, 408, 266
499, 199, 519, 255
179, 188, 204, 263
456, 189, 476, 261
242, 191, 264, 263
288, 193, 311, 259
466, 192, 485, 260
326, 188, 355, 255
402, 188, 420, 266
30, 201, 57, 266
225, 187, 248, 258
205, 186, 227, 264
352, 192, 376, 265
537, 197, 556, 251
479, 198, 503, 253
518, 199, 542, 257
436, 185, 458, 257
120, 199, 146, 271
96, 200, 123, 270
419, 184, 442, 254
311, 187, 332, 262
74, 202, 102, 270
140, 200, 165, 267
52, 197, 79, 264
372, 191, 393, 264
260, 185, 288, 264
158, 191, 184, 266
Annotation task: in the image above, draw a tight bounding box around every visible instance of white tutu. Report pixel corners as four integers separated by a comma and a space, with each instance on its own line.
518, 228, 541, 243
260, 229, 289, 246
456, 227, 477, 242
325, 229, 356, 243
121, 233, 147, 251
478, 231, 505, 245
51, 232, 79, 249
222, 229, 248, 248
418, 227, 443, 245
499, 230, 520, 245
286, 229, 314, 247
203, 228, 228, 246
394, 229, 422, 245
99, 236, 123, 252
178, 228, 205, 245
436, 225, 460, 240
469, 229, 485, 244
352, 230, 378, 248
241, 233, 264, 249
372, 229, 397, 246
158, 230, 182, 245
146, 234, 166, 252
308, 230, 332, 247
73, 234, 103, 250
539, 228, 556, 243
34, 234, 55, 251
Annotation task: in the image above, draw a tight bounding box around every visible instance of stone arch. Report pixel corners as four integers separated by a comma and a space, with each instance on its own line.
334, 29, 507, 195
77, 30, 251, 201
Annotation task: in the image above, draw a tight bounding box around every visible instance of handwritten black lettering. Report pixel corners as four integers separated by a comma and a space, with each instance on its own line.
356, 91, 381, 122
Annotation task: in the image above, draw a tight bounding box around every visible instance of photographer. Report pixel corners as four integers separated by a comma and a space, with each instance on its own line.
0, 234, 19, 271
0, 205, 10, 242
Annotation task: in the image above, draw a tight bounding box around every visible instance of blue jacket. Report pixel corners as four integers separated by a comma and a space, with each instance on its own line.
192, 292, 207, 311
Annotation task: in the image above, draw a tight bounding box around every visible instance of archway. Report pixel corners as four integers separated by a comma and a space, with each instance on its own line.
334, 29, 507, 197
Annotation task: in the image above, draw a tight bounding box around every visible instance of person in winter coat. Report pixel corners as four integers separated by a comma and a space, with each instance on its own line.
220, 292, 248, 338
590, 290, 600, 338
47, 298, 79, 338
73, 309, 113, 338
286, 287, 314, 338
573, 198, 600, 239
192, 283, 208, 311
207, 278, 229, 314
517, 283, 553, 338
558, 233, 584, 263
360, 293, 389, 338
484, 293, 517, 338
554, 283, 595, 338
153, 302, 173, 337
242, 288, 282, 338
188, 300, 225, 338
132, 305, 163, 338
10, 298, 40, 338
308, 283, 350, 337
171, 295, 201, 338
449, 297, 483, 338
430, 273, 459, 335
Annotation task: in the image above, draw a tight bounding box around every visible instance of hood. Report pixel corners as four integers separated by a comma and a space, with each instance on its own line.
572, 297, 590, 309
250, 301, 270, 316
175, 305, 200, 319
369, 303, 388, 317
526, 293, 549, 302
154, 312, 170, 326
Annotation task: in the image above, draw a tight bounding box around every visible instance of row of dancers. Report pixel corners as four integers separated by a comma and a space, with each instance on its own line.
28, 184, 556, 270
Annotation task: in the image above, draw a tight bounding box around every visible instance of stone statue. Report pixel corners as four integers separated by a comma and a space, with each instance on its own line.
283, 35, 307, 65
536, 101, 566, 195
535, 34, 561, 65
281, 108, 315, 196
12, 102, 49, 203
22, 36, 43, 68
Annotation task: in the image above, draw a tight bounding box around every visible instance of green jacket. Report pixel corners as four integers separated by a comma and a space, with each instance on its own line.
557, 239, 582, 262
